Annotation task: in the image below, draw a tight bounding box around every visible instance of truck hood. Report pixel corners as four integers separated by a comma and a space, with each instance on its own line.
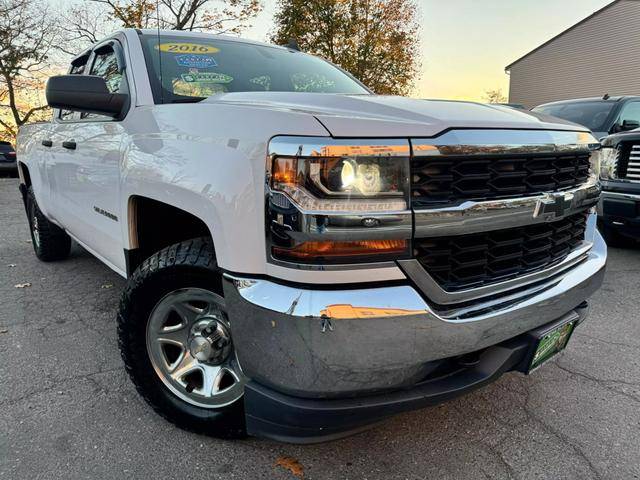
203, 92, 588, 138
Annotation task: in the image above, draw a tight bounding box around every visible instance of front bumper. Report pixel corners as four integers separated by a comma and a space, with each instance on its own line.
222, 229, 606, 441
242, 306, 589, 443
598, 183, 640, 239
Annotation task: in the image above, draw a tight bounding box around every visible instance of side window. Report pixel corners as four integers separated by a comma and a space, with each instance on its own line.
91, 47, 124, 93
618, 102, 640, 125
59, 58, 88, 121
82, 45, 128, 120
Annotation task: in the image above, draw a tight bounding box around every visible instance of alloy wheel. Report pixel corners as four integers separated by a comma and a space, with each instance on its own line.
146, 288, 246, 408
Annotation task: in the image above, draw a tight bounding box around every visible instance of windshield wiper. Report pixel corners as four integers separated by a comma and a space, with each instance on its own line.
170, 97, 206, 104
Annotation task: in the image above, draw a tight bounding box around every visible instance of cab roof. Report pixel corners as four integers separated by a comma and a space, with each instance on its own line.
535, 96, 640, 109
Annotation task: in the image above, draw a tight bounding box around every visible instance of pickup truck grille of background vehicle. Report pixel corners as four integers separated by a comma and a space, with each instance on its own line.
617, 144, 640, 181
410, 152, 591, 206
414, 212, 588, 292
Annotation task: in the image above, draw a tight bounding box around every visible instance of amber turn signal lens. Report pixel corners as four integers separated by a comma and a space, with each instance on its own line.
273, 240, 407, 260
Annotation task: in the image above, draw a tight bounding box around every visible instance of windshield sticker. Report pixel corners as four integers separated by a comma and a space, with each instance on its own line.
181, 72, 234, 84
175, 54, 217, 69
157, 43, 219, 54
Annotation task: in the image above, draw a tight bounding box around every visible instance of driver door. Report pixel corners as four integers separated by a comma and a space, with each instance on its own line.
50, 40, 131, 273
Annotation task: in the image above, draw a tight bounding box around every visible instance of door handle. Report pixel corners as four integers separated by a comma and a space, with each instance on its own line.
62, 141, 77, 150
41, 139, 53, 147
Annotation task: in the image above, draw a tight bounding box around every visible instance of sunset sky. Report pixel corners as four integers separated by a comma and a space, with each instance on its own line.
242, 0, 614, 101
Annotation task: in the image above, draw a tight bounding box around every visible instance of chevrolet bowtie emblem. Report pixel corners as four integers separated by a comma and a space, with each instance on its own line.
534, 192, 575, 219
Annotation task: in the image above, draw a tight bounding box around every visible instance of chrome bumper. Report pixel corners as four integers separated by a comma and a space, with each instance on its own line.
223, 228, 606, 398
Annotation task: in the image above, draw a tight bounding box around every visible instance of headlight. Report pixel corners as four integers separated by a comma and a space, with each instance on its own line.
270, 148, 409, 212
267, 139, 412, 265
592, 146, 619, 180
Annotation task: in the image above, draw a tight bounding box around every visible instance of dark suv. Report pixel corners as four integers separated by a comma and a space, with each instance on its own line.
595, 130, 640, 245
532, 96, 640, 140
0, 141, 17, 177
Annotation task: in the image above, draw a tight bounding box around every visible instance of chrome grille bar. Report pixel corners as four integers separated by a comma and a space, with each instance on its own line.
413, 178, 600, 238
625, 145, 640, 181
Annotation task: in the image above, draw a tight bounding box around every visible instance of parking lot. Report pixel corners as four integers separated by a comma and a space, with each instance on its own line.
0, 177, 639, 480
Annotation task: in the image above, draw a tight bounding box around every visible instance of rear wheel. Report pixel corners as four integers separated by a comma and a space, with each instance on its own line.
26, 187, 71, 261
117, 237, 247, 438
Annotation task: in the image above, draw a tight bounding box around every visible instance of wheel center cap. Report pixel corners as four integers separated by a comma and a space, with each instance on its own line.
187, 318, 232, 365
189, 336, 213, 361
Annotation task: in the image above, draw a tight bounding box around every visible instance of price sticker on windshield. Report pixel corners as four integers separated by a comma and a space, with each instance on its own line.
156, 43, 220, 54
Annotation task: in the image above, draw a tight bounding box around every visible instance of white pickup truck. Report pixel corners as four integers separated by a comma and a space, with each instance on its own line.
17, 29, 606, 443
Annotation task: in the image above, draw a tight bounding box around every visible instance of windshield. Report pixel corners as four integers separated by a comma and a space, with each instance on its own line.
532, 101, 616, 132
139, 34, 369, 103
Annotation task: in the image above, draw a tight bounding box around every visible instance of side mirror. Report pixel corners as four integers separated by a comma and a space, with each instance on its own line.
621, 119, 640, 131
46, 75, 128, 118
612, 119, 640, 133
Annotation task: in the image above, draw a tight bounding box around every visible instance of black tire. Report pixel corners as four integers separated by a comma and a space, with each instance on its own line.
26, 187, 72, 261
117, 237, 246, 438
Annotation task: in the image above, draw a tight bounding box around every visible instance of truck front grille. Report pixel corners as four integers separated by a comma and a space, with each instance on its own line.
618, 144, 640, 181
414, 213, 588, 292
410, 152, 591, 206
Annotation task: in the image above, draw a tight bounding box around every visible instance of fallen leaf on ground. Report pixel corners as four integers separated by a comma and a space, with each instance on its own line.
14, 282, 32, 288
275, 456, 304, 478
101, 283, 113, 289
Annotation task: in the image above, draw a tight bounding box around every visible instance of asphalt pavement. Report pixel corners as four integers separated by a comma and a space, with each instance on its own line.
1, 177, 639, 480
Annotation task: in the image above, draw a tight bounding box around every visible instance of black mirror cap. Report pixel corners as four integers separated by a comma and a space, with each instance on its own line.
46, 75, 128, 118
621, 119, 640, 132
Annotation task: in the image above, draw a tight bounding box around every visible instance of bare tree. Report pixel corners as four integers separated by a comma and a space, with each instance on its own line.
160, 0, 262, 33
484, 89, 508, 104
0, 0, 60, 140
57, 2, 116, 56
76, 0, 262, 32
89, 0, 158, 29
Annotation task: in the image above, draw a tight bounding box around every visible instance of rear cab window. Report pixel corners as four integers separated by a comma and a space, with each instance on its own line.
59, 54, 90, 121
81, 44, 129, 120
138, 33, 369, 104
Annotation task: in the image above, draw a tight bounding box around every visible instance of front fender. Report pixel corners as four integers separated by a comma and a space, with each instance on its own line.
120, 135, 264, 272
118, 104, 329, 274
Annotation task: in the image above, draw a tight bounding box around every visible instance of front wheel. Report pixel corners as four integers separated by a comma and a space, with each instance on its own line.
117, 238, 247, 438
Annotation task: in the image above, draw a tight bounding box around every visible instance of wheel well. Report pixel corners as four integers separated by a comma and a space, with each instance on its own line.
18, 162, 31, 187
127, 196, 213, 275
